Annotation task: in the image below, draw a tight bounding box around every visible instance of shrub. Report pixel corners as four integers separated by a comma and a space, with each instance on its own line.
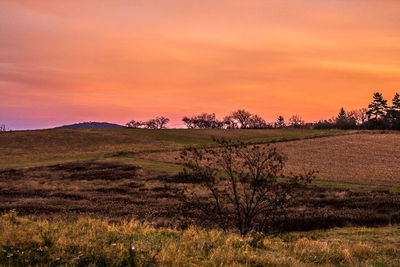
180, 138, 315, 235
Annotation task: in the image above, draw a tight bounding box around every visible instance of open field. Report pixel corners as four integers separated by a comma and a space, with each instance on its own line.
1, 212, 399, 266
138, 132, 400, 189
0, 128, 349, 169
1, 129, 400, 265
1, 161, 399, 232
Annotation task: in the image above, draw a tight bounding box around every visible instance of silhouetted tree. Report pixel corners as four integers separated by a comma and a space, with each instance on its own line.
288, 115, 305, 128
348, 108, 368, 126
126, 120, 144, 128
182, 113, 223, 128
231, 109, 252, 129
248, 114, 269, 129
335, 108, 356, 129
154, 116, 170, 129
275, 116, 285, 128
180, 138, 315, 235
313, 118, 335, 129
390, 93, 400, 130
367, 92, 387, 120
126, 116, 169, 129
0, 124, 7, 132
223, 115, 239, 129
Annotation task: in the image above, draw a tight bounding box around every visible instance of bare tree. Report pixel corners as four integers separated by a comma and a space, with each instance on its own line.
348, 108, 368, 125
288, 115, 305, 128
231, 109, 252, 129
182, 113, 223, 128
150, 116, 170, 129
126, 120, 144, 128
223, 115, 239, 129
126, 117, 169, 129
248, 114, 269, 129
180, 139, 315, 235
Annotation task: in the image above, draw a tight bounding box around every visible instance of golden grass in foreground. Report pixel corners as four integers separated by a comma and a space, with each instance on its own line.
1, 212, 399, 266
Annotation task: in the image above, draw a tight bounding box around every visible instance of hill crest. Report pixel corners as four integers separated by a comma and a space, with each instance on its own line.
55, 122, 125, 129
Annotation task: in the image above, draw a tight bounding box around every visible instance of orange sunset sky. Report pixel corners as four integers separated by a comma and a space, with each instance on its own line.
1, 1, 400, 129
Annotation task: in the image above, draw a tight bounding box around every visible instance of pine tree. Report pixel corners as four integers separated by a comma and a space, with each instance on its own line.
336, 107, 352, 129
275, 116, 285, 128
366, 92, 387, 120
337, 107, 347, 121
391, 92, 400, 129
392, 93, 400, 112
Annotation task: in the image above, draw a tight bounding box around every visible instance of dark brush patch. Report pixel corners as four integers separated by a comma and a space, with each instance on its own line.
0, 167, 399, 232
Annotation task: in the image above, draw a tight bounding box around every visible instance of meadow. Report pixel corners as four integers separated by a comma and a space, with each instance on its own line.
0, 128, 399, 266
1, 212, 399, 266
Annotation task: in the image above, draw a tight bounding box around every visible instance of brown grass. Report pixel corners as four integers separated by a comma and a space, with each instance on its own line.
275, 133, 400, 187
0, 128, 348, 169
139, 133, 400, 188
1, 161, 399, 232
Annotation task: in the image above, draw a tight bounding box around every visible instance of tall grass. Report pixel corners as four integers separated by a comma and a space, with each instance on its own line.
1, 212, 399, 266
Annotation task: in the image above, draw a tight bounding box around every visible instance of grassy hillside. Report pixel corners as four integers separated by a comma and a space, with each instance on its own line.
0, 128, 348, 169
138, 132, 400, 189
1, 212, 399, 266
1, 129, 399, 266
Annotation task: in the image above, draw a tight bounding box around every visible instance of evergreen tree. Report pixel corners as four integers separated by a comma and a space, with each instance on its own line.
392, 93, 400, 112
336, 108, 349, 129
366, 92, 387, 120
337, 107, 347, 121
391, 92, 400, 130
275, 116, 285, 128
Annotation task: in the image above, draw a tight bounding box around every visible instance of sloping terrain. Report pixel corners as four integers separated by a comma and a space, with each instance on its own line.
139, 133, 400, 188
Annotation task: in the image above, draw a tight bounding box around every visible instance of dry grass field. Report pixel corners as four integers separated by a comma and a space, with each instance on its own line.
1, 212, 399, 266
0, 128, 347, 169
1, 160, 399, 232
275, 133, 400, 187
138, 132, 400, 188
1, 129, 400, 266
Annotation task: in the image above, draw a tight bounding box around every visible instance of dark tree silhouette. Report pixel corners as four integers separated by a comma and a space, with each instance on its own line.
223, 115, 239, 129
126, 117, 169, 129
0, 124, 7, 132
390, 93, 400, 130
126, 120, 144, 128
182, 113, 223, 128
248, 114, 269, 129
180, 138, 315, 235
275, 116, 285, 128
288, 115, 304, 128
231, 109, 252, 129
367, 92, 387, 120
348, 108, 368, 126
335, 108, 356, 129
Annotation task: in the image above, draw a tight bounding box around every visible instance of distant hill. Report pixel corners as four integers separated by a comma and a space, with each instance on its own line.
55, 122, 125, 129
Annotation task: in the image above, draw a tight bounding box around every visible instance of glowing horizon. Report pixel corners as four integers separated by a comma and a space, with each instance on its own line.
1, 0, 400, 130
